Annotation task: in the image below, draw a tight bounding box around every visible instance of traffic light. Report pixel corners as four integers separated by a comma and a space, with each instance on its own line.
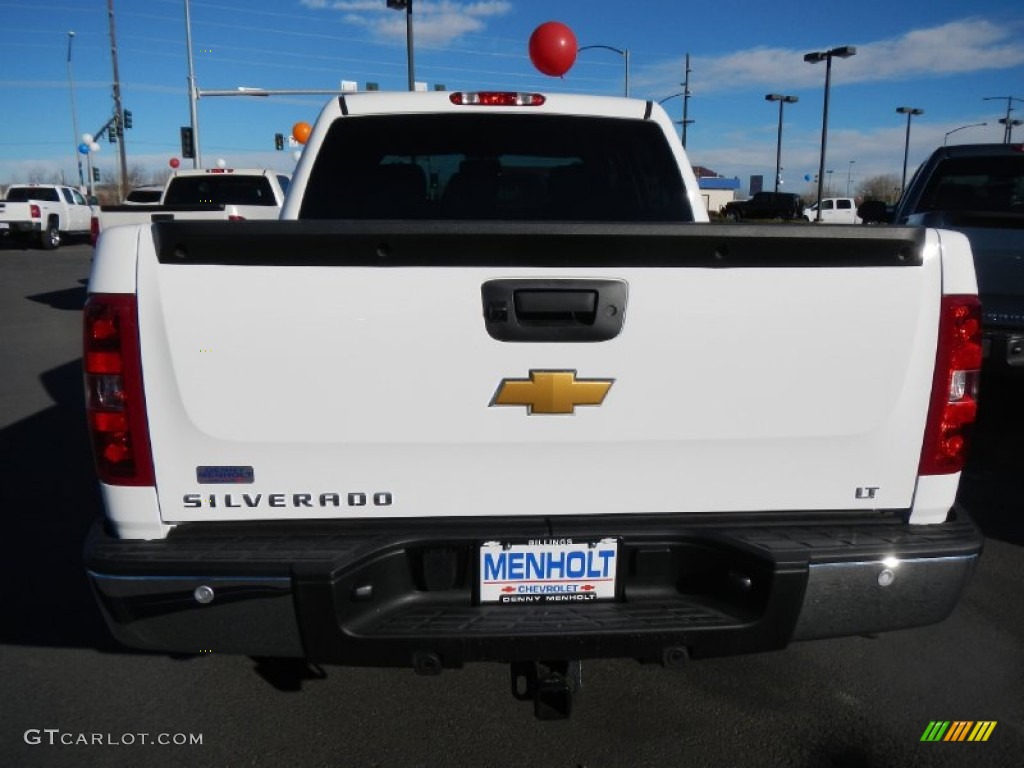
180, 126, 195, 159
92, 167, 100, 182
108, 126, 117, 143
274, 133, 284, 151
124, 110, 133, 129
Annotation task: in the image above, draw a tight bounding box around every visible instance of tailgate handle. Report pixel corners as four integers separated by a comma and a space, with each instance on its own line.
482, 279, 627, 343
514, 290, 597, 325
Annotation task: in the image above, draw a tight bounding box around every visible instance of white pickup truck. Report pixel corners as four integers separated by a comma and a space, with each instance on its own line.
83, 91, 983, 719
90, 168, 289, 244
0, 183, 93, 249
803, 197, 862, 224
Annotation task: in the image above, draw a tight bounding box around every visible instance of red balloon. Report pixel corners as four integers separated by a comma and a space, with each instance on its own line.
529, 21, 577, 77
169, 157, 180, 169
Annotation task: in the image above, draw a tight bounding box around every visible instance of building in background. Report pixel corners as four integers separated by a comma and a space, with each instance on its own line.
693, 166, 741, 214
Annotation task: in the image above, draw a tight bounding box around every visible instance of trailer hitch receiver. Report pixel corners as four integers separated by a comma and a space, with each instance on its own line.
510, 660, 582, 720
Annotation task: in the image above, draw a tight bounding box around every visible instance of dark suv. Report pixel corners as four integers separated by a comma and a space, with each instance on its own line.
722, 191, 804, 221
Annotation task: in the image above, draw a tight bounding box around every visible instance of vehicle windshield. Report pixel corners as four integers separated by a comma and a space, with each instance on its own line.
163, 175, 277, 206
5, 187, 60, 203
300, 113, 692, 222
920, 156, 1024, 213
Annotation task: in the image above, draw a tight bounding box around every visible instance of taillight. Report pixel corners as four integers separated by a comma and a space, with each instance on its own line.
89, 216, 99, 246
83, 294, 154, 485
227, 214, 246, 221
30, 204, 41, 219
449, 92, 546, 107
919, 295, 982, 475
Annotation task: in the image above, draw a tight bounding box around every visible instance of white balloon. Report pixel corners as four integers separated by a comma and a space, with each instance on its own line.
90, 142, 101, 152
82, 133, 93, 144
216, 158, 226, 169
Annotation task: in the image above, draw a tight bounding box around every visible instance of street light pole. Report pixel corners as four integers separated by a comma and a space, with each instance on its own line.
578, 44, 629, 97
897, 106, 924, 196
983, 96, 1023, 143
386, 0, 415, 91
999, 118, 1023, 142
944, 122, 987, 146
66, 31, 85, 190
765, 94, 798, 193
804, 46, 856, 222
847, 160, 855, 197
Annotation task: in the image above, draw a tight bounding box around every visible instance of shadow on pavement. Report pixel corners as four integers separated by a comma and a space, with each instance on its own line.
26, 284, 88, 311
959, 375, 1024, 546
0, 358, 117, 650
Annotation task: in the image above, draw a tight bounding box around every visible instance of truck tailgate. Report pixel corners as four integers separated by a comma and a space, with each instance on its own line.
132, 221, 940, 523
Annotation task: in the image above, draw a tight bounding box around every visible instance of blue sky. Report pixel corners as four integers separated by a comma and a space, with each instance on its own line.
1, 0, 1022, 196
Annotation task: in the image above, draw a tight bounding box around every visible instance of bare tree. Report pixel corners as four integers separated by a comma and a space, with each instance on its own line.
147, 168, 173, 187
858, 173, 902, 203
125, 164, 150, 191
27, 168, 63, 184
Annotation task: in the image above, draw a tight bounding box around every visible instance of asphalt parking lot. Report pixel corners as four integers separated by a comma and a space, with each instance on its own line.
0, 242, 1021, 768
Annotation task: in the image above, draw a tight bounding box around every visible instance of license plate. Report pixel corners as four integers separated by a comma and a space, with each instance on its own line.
0, 223, 9, 230
479, 538, 618, 604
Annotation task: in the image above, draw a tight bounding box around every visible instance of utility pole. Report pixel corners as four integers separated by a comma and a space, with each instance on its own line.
107, 0, 128, 198
681, 53, 693, 149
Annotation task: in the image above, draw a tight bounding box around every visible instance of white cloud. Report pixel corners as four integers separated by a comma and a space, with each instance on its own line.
635, 18, 1024, 96
300, 0, 511, 46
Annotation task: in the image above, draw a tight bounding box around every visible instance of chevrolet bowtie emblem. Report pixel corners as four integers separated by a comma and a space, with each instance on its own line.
490, 370, 614, 415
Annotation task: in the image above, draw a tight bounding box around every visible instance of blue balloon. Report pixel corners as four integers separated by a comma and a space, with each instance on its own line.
803, 173, 812, 182
78, 142, 90, 155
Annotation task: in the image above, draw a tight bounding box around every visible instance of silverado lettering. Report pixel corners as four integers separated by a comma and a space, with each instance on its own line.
182, 492, 393, 508
84, 89, 984, 721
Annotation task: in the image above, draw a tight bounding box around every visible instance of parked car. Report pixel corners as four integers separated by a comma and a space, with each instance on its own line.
803, 197, 862, 224
860, 143, 1024, 376
83, 89, 982, 721
722, 191, 804, 221
0, 184, 93, 249
92, 168, 291, 244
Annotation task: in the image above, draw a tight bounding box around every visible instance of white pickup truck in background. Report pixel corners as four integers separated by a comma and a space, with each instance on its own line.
803, 197, 862, 223
0, 183, 93, 249
83, 90, 984, 719
90, 168, 290, 244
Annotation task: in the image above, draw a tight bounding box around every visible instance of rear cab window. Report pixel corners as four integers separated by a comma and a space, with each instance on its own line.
163, 175, 278, 206
299, 113, 693, 223
6, 187, 60, 203
921, 156, 1024, 213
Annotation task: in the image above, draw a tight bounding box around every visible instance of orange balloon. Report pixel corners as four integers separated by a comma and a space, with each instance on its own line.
292, 121, 312, 145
